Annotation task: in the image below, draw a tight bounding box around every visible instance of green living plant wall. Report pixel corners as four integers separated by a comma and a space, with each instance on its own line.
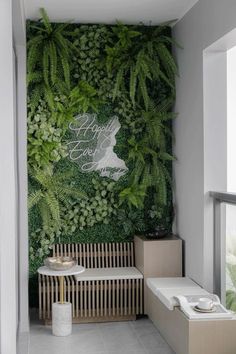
27, 9, 178, 306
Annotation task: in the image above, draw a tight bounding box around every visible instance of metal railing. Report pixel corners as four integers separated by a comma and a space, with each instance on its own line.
210, 191, 236, 302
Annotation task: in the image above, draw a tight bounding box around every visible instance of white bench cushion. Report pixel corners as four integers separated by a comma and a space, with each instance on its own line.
74, 267, 143, 281
147, 277, 199, 290
147, 277, 209, 310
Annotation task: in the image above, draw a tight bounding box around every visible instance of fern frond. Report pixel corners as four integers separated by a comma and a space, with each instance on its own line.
156, 96, 175, 112
54, 23, 70, 34
28, 84, 44, 113
141, 164, 152, 190
27, 71, 42, 85
28, 190, 43, 209
45, 191, 60, 224
159, 70, 175, 90
49, 41, 57, 84
159, 35, 183, 49
160, 163, 173, 186
60, 52, 70, 88
113, 65, 125, 101
44, 85, 55, 110
42, 47, 49, 86
39, 8, 52, 33
156, 42, 178, 80
138, 73, 150, 111
27, 35, 44, 49
27, 42, 41, 73
139, 57, 152, 81
38, 199, 51, 229
130, 159, 145, 185
130, 65, 137, 106
32, 168, 52, 187
59, 186, 87, 200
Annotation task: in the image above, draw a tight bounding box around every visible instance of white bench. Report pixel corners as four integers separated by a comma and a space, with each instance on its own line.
39, 242, 144, 323
146, 277, 236, 354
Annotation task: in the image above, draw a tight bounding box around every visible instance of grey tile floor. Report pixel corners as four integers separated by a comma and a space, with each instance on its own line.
30, 317, 175, 354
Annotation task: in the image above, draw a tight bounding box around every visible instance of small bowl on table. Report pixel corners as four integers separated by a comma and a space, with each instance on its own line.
44, 256, 76, 271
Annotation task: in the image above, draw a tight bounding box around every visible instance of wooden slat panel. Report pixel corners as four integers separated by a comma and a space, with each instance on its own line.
39, 275, 42, 319
84, 281, 87, 317
123, 243, 126, 267
136, 279, 139, 314
105, 243, 108, 268
129, 278, 131, 316
46, 276, 50, 319
92, 281, 95, 317
69, 244, 71, 257
112, 243, 116, 267
120, 243, 123, 267
127, 243, 130, 266
98, 244, 101, 268
75, 243, 78, 263
116, 279, 119, 316
87, 244, 90, 268
131, 242, 134, 266
120, 279, 123, 316
76, 281, 79, 318
112, 280, 115, 316
71, 276, 75, 318
140, 279, 143, 314
42, 275, 46, 319
55, 276, 58, 303
100, 280, 103, 317
96, 281, 99, 317
116, 243, 119, 267
104, 280, 107, 316
50, 276, 54, 315
90, 243, 94, 268
132, 279, 135, 315
108, 280, 111, 316
101, 243, 105, 268
80, 280, 83, 317
108, 243, 112, 267
124, 279, 127, 315
94, 243, 97, 268
79, 243, 82, 266
88, 281, 91, 317
67, 276, 71, 303
82, 243, 86, 268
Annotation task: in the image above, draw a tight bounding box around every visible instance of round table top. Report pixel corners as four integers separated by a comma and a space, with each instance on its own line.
37, 265, 85, 276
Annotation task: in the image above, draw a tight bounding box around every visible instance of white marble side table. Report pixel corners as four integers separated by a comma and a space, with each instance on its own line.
38, 265, 85, 336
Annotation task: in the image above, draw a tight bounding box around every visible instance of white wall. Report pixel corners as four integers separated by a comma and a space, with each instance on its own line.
16, 44, 28, 336
203, 50, 227, 291
13, 0, 28, 351
0, 1, 27, 353
227, 46, 236, 193
0, 1, 18, 353
173, 0, 236, 290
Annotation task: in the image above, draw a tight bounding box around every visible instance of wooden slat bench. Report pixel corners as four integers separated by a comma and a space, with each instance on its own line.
39, 242, 144, 323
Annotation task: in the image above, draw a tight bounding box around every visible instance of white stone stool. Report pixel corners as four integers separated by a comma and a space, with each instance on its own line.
52, 302, 72, 336
37, 265, 85, 336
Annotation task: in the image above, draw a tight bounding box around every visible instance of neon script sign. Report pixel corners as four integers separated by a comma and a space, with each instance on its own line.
67, 113, 128, 181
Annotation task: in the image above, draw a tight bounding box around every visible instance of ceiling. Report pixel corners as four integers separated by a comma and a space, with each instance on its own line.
23, 0, 199, 25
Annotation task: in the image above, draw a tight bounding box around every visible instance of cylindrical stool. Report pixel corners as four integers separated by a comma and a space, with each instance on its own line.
52, 302, 72, 336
